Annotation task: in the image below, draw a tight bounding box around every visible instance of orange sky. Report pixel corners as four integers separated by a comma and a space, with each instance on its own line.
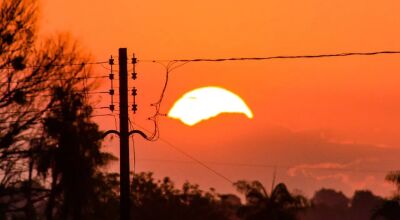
39, 0, 400, 197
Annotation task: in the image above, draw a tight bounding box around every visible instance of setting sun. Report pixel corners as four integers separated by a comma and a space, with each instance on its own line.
3, 0, 400, 219
168, 86, 253, 126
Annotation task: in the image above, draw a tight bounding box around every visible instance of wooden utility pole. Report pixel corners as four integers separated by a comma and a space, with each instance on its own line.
119, 48, 130, 220
102, 48, 148, 220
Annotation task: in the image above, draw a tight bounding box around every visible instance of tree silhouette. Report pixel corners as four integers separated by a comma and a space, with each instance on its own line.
0, 0, 88, 178
234, 180, 308, 220
34, 86, 116, 220
0, 0, 101, 218
371, 171, 400, 220
0, 0, 89, 162
371, 200, 400, 220
130, 172, 229, 220
311, 188, 349, 209
385, 170, 400, 195
300, 189, 385, 220
350, 190, 383, 220
88, 172, 120, 220
300, 188, 350, 220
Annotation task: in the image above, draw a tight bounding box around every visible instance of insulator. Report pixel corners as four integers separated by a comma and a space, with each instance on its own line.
109, 73, 114, 80
132, 72, 137, 80
131, 56, 137, 64
132, 104, 138, 113
109, 104, 115, 111
109, 89, 114, 95
131, 87, 137, 96
109, 56, 114, 65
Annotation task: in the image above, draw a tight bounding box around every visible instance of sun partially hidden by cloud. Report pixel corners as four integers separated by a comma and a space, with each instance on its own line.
168, 86, 253, 126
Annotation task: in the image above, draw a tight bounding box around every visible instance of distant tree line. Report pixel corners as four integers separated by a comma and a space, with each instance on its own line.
1, 0, 400, 219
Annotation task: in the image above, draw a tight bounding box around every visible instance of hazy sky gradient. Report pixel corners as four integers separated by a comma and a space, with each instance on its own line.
39, 0, 400, 197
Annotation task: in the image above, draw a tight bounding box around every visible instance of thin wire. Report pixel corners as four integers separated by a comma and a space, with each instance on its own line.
0, 119, 43, 124
0, 106, 116, 118
133, 123, 234, 184
92, 107, 121, 110
90, 111, 119, 131
90, 114, 115, 117
82, 65, 89, 108
128, 118, 136, 175
0, 110, 40, 115
83, 91, 109, 94
139, 50, 400, 63
139, 50, 400, 143
136, 158, 393, 174
112, 113, 118, 130
93, 107, 111, 110
1, 75, 109, 84
0, 61, 109, 70
145, 61, 187, 141
39, 90, 109, 96
100, 63, 112, 71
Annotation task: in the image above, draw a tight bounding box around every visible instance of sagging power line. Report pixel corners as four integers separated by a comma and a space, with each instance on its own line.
139, 50, 400, 63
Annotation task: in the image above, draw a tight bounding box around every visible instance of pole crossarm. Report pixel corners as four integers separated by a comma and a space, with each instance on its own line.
102, 130, 120, 138
102, 129, 148, 140
128, 129, 148, 139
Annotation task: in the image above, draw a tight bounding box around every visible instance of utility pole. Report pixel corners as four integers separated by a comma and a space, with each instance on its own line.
119, 48, 130, 220
103, 48, 148, 220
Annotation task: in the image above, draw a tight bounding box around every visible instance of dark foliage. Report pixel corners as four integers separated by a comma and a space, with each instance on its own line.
36, 87, 115, 220
300, 189, 385, 220
372, 200, 400, 220
234, 180, 308, 220
371, 171, 400, 220
131, 172, 229, 220
0, 0, 90, 190
0, 0, 104, 219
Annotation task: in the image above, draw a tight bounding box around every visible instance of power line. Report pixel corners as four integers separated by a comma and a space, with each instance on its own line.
1, 75, 109, 84
139, 50, 400, 63
90, 114, 116, 117
136, 158, 393, 174
0, 112, 117, 124
93, 106, 112, 110
23, 91, 112, 99
132, 123, 234, 184
0, 61, 109, 70
0, 110, 41, 115
137, 50, 400, 142
0, 105, 117, 118
128, 118, 136, 175
83, 91, 109, 94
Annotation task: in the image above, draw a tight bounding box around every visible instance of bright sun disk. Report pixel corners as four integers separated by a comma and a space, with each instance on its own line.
168, 86, 253, 126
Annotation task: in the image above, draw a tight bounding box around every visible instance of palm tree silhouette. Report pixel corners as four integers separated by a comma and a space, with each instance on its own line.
234, 180, 307, 220
35, 86, 114, 220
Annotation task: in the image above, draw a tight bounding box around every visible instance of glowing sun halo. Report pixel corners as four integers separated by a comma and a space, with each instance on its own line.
168, 86, 254, 126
